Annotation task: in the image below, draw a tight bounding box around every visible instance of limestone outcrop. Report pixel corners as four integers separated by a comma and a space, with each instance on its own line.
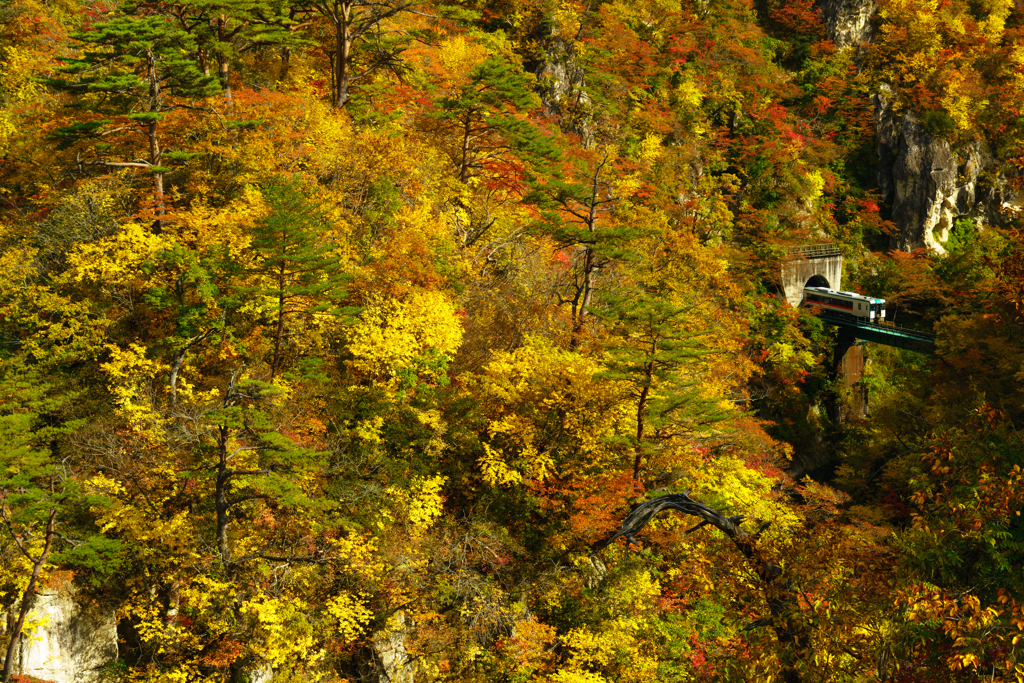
875, 95, 1018, 252
6, 585, 118, 683
356, 612, 415, 683
821, 0, 876, 47
537, 35, 592, 147
820, 0, 1020, 253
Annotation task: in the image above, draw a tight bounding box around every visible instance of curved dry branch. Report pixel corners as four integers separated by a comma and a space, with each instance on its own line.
592, 493, 807, 683
591, 491, 748, 553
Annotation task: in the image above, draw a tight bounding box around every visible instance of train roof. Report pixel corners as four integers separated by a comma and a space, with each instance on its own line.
803, 286, 886, 303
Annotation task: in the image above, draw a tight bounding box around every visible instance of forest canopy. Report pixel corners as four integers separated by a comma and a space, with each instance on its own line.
2, 0, 1024, 680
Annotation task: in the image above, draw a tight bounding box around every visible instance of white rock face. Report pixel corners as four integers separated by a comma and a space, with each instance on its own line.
537, 35, 593, 147
889, 111, 963, 252
11, 586, 118, 683
875, 95, 1018, 252
356, 611, 415, 683
247, 663, 274, 683
372, 612, 414, 683
822, 0, 877, 47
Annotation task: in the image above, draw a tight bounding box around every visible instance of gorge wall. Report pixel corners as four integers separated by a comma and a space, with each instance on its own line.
822, 0, 876, 47
875, 96, 1015, 252
5, 586, 118, 683
822, 0, 1018, 252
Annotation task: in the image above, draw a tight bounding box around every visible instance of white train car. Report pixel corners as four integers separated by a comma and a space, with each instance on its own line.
803, 286, 886, 322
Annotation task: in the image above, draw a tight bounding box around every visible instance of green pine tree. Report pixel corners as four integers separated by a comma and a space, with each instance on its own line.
524, 147, 639, 348
599, 288, 729, 480
303, 0, 419, 108
201, 370, 332, 567
425, 55, 557, 184
45, 12, 220, 220
151, 0, 304, 102
240, 175, 352, 379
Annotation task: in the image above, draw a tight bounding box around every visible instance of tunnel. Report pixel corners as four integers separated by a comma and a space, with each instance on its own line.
805, 274, 830, 288
780, 247, 843, 307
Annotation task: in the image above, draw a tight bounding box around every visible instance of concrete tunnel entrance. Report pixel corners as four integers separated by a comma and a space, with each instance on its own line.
780, 245, 843, 307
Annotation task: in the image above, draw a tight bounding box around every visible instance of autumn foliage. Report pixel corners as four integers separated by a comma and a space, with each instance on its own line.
1, 0, 1024, 680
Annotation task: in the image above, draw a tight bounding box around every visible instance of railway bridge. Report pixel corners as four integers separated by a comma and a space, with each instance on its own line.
780, 243, 936, 438
783, 244, 935, 354
781, 244, 938, 475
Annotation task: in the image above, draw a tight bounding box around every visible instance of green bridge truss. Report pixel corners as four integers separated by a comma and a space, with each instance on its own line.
818, 314, 936, 354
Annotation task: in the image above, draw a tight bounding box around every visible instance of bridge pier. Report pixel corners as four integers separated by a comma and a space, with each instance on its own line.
787, 331, 869, 479
830, 334, 868, 422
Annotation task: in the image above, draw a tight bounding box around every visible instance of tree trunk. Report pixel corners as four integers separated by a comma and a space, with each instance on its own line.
730, 533, 806, 683
632, 360, 655, 479
594, 494, 808, 683
218, 56, 232, 104
170, 330, 212, 407
568, 157, 606, 349
170, 350, 185, 407
2, 509, 57, 683
149, 121, 165, 226
334, 0, 353, 108
569, 245, 596, 350
280, 46, 292, 80
270, 262, 286, 379
215, 425, 232, 565
459, 112, 472, 183
146, 49, 165, 225
216, 17, 233, 104
199, 48, 211, 77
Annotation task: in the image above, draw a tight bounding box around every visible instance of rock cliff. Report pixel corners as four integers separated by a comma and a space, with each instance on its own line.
537, 35, 593, 147
875, 95, 1017, 252
821, 0, 1019, 252
6, 586, 118, 683
355, 611, 415, 683
821, 0, 876, 47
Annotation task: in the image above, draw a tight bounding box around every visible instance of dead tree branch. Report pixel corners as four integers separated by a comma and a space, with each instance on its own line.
592, 492, 808, 683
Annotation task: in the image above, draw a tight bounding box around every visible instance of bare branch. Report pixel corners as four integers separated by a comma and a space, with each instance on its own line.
593, 492, 808, 683
82, 161, 153, 168
226, 493, 273, 507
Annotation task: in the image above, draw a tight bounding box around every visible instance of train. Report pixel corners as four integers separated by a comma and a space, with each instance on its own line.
803, 286, 886, 322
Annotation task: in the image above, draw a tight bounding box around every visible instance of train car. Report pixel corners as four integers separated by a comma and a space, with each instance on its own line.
803, 286, 886, 322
